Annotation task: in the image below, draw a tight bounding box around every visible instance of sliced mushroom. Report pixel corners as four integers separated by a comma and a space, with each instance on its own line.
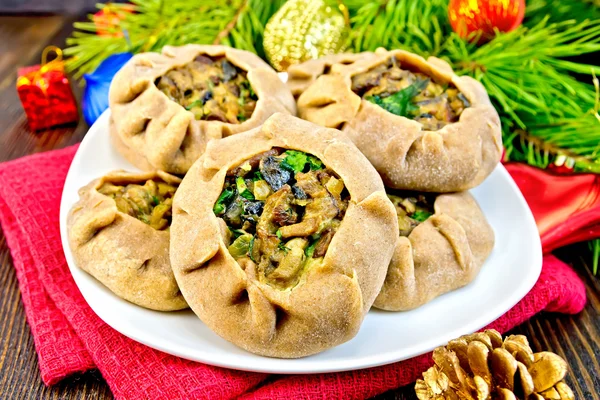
268, 238, 308, 284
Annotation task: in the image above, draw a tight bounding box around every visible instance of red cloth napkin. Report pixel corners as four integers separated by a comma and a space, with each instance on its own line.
0, 146, 587, 400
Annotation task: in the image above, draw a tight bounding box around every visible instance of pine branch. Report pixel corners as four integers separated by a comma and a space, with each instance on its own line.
526, 0, 600, 26
213, 1, 248, 45
345, 0, 450, 56
64, 0, 285, 78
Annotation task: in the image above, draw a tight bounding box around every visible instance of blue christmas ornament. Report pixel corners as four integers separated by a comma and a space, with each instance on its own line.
82, 52, 133, 125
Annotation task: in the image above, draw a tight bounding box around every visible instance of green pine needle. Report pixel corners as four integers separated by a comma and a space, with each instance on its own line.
589, 239, 600, 275
64, 0, 285, 78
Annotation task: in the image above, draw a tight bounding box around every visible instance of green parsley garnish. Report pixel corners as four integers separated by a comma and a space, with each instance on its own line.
366, 79, 428, 117
281, 150, 308, 173
248, 236, 256, 262
185, 99, 204, 110
236, 177, 255, 201
213, 188, 235, 214
253, 171, 264, 181
307, 155, 323, 170
304, 234, 321, 258
412, 210, 433, 222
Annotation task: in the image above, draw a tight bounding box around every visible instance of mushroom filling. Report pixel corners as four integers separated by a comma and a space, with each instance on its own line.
351, 56, 470, 130
155, 55, 257, 124
98, 179, 177, 230
386, 191, 435, 236
214, 148, 350, 289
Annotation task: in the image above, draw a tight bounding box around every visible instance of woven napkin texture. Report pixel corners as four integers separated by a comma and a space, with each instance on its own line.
0, 145, 587, 400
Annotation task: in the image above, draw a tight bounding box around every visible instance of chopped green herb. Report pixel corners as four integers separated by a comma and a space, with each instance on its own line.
278, 241, 290, 253
239, 190, 255, 201
241, 80, 257, 100
412, 210, 433, 222
237, 113, 248, 122
151, 195, 160, 206
248, 236, 256, 262
253, 171, 264, 181
185, 99, 204, 110
236, 177, 255, 200
367, 79, 428, 117
238, 91, 246, 106
236, 176, 247, 192
229, 227, 245, 239
276, 230, 283, 240
213, 188, 235, 214
308, 155, 323, 170
305, 234, 321, 258
281, 150, 308, 173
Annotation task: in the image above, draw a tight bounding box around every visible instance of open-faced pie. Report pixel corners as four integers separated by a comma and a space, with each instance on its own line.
109, 44, 296, 174
67, 170, 187, 311
286, 52, 375, 98
374, 190, 494, 311
297, 48, 502, 192
170, 113, 398, 357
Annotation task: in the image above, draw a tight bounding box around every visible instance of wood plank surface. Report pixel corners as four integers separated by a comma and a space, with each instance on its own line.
0, 15, 597, 400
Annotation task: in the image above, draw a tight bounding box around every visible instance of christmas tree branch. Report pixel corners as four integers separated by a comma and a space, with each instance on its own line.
64, 0, 285, 78
213, 1, 248, 45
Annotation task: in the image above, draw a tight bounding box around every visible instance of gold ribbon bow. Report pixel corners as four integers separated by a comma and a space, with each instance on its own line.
17, 46, 65, 93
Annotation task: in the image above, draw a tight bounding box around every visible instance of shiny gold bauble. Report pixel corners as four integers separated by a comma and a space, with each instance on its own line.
263, 0, 349, 72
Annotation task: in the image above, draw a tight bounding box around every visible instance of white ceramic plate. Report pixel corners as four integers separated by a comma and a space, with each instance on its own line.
60, 109, 542, 374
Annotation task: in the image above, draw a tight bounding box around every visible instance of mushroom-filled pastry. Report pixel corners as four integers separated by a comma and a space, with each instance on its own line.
67, 170, 187, 311
374, 190, 494, 311
109, 44, 296, 174
170, 113, 398, 358
297, 48, 502, 192
286, 52, 375, 99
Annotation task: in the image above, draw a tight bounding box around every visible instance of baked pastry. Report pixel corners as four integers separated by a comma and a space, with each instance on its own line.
297, 48, 502, 192
109, 44, 296, 174
170, 113, 397, 358
67, 170, 187, 311
286, 52, 375, 98
374, 190, 494, 311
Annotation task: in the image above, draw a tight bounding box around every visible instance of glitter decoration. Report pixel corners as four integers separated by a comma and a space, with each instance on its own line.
263, 0, 349, 72
448, 0, 526, 42
16, 46, 79, 130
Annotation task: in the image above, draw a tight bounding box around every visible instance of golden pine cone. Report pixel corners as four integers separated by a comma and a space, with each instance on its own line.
415, 330, 574, 400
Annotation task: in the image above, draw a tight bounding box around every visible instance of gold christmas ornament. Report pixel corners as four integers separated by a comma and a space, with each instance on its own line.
263, 0, 350, 71
415, 330, 574, 400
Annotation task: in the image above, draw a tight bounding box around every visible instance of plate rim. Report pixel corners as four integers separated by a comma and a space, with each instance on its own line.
59, 109, 543, 374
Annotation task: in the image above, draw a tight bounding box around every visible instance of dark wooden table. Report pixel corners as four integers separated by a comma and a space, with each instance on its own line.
0, 15, 598, 400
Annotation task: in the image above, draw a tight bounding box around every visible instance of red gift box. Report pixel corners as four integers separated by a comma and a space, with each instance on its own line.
16, 47, 78, 130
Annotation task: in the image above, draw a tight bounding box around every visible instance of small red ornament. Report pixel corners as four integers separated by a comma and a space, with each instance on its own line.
93, 4, 133, 37
16, 46, 79, 131
448, 0, 526, 42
